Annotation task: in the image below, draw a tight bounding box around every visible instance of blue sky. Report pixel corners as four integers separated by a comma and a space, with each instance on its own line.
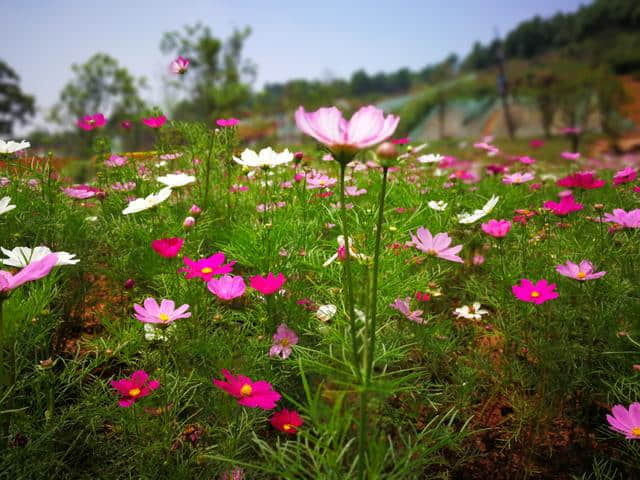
2, 0, 588, 131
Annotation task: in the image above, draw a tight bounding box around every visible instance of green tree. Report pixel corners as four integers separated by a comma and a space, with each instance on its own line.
0, 60, 35, 135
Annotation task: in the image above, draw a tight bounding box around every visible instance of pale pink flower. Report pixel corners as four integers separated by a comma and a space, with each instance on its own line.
269, 324, 298, 359
409, 227, 463, 263
390, 297, 425, 324
556, 260, 606, 281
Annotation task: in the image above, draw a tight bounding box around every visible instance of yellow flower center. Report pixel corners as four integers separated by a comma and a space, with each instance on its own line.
530, 291, 540, 298
632, 427, 640, 436
577, 271, 586, 279
280, 338, 290, 347
319, 180, 326, 186
283, 424, 293, 431
240, 384, 253, 396
426, 249, 437, 256
159, 313, 170, 322
128, 388, 141, 397
201, 267, 213, 274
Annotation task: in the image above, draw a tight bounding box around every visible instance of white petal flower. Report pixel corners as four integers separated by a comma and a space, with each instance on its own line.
322, 235, 370, 267
316, 304, 337, 322
457, 195, 499, 224
122, 187, 172, 215
453, 302, 489, 320
0, 196, 16, 215
1, 246, 79, 267
427, 200, 448, 211
0, 140, 30, 154
417, 153, 443, 164
233, 147, 294, 169
157, 173, 195, 188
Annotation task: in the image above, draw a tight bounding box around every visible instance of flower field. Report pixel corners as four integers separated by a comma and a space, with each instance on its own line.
1, 106, 640, 479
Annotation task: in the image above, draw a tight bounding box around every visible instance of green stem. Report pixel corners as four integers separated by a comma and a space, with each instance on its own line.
0, 298, 6, 448
202, 131, 215, 208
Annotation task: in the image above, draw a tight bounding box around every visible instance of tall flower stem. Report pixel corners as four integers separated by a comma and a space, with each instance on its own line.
0, 298, 6, 448
202, 130, 216, 208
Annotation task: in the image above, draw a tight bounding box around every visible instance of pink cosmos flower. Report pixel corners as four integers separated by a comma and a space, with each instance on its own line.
529, 139, 544, 149
502, 172, 534, 185
133, 297, 191, 324
512, 279, 558, 304
613, 166, 637, 186
602, 208, 640, 229
542, 195, 583, 216
142, 116, 167, 128
0, 253, 58, 293
410, 227, 463, 263
62, 184, 105, 199
269, 324, 298, 359
473, 254, 485, 265
111, 181, 136, 192
486, 164, 508, 175
105, 154, 127, 167
390, 297, 425, 324
77, 113, 106, 131
556, 260, 606, 281
271, 409, 303, 434
518, 156, 536, 165
110, 370, 160, 407
212, 369, 281, 409
179, 253, 236, 281
151, 237, 184, 258
557, 171, 605, 189
207, 274, 246, 300
345, 185, 367, 196
561, 152, 580, 161
295, 105, 399, 153
216, 118, 239, 127
306, 171, 337, 189
481, 219, 511, 238
249, 272, 286, 295
606, 402, 640, 439
170, 56, 189, 74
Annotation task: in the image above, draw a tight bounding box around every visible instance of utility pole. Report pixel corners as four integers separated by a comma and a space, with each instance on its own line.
495, 28, 516, 139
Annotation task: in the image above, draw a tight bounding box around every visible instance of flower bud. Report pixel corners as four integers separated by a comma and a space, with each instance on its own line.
124, 278, 135, 290
189, 204, 202, 216
183, 216, 196, 229
376, 142, 397, 160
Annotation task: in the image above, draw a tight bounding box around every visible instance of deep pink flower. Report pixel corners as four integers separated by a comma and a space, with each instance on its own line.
105, 154, 127, 167
512, 278, 558, 304
543, 195, 583, 216
0, 253, 58, 293
151, 237, 184, 258
295, 105, 399, 153
481, 219, 511, 238
207, 275, 246, 300
77, 113, 106, 131
607, 403, 640, 439
556, 260, 606, 281
392, 137, 409, 145
216, 118, 239, 127
557, 171, 605, 189
62, 184, 105, 199
602, 208, 640, 229
613, 166, 637, 186
179, 253, 236, 281
271, 409, 303, 434
518, 156, 536, 165
170, 56, 189, 74
486, 164, 508, 175
133, 297, 191, 324
110, 370, 160, 407
142, 116, 167, 128
269, 324, 298, 359
120, 120, 132, 129
502, 172, 534, 185
410, 227, 463, 263
212, 369, 281, 409
529, 139, 544, 149
249, 272, 286, 295
390, 297, 425, 324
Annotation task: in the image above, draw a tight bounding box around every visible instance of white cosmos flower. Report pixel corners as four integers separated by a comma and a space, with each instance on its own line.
233, 147, 294, 169
122, 187, 173, 215
417, 153, 443, 164
457, 195, 499, 224
453, 302, 489, 320
427, 200, 448, 211
0, 196, 16, 215
316, 304, 337, 322
157, 173, 196, 188
1, 246, 79, 267
0, 140, 30, 154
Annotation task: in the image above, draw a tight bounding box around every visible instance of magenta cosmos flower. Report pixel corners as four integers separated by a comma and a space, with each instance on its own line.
77, 113, 106, 131
216, 117, 239, 127
481, 219, 511, 238
512, 279, 558, 304
207, 274, 246, 300
613, 166, 637, 186
410, 227, 463, 263
110, 370, 160, 407
250, 272, 286, 295
170, 55, 189, 74
133, 297, 191, 324
502, 172, 535, 185
0, 253, 58, 293
213, 369, 281, 410
142, 115, 167, 128
271, 409, 303, 434
62, 184, 105, 199
557, 171, 605, 189
542, 195, 583, 216
390, 297, 425, 324
607, 402, 640, 439
151, 237, 184, 258
295, 105, 399, 155
556, 260, 606, 281
180, 253, 236, 281
603, 208, 640, 228
269, 323, 298, 359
